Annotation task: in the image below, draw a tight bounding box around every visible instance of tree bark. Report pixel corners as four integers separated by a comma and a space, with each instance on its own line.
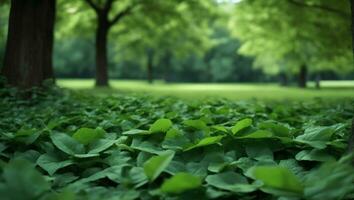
298, 65, 307, 88
162, 51, 172, 82
279, 72, 288, 86
315, 74, 321, 89
95, 15, 109, 87
85, 0, 135, 87
1, 0, 56, 89
350, 0, 354, 55
146, 48, 154, 84
347, 0, 354, 157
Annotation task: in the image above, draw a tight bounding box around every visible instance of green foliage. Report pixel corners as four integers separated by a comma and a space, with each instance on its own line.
50, 1, 262, 82
206, 171, 260, 193
0, 88, 354, 199
184, 136, 224, 151
72, 127, 105, 145
0, 159, 50, 200
231, 118, 253, 135
149, 119, 173, 133
231, 0, 353, 75
160, 172, 202, 194
249, 166, 304, 196
143, 150, 175, 181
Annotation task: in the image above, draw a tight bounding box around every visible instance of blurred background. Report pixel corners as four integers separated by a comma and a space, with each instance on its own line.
0, 0, 353, 99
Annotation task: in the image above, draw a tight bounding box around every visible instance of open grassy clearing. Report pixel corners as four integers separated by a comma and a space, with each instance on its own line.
57, 79, 354, 100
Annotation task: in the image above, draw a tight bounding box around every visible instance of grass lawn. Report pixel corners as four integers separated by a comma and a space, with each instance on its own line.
57, 79, 354, 100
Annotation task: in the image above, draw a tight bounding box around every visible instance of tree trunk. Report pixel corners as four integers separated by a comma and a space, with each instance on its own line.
279, 72, 288, 86
95, 16, 109, 87
315, 74, 321, 89
146, 48, 154, 84
298, 65, 307, 88
162, 51, 172, 82
351, 0, 354, 56
347, 0, 354, 159
1, 0, 56, 89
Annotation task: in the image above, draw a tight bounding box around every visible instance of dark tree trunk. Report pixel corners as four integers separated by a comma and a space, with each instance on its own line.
95, 16, 109, 87
2, 0, 56, 89
315, 74, 321, 89
347, 0, 354, 159
351, 0, 354, 56
85, 0, 135, 87
162, 51, 172, 82
279, 72, 288, 86
146, 49, 154, 84
298, 65, 307, 88
204, 52, 213, 82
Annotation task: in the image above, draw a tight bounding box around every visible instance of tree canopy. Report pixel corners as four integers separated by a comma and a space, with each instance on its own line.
231, 0, 352, 79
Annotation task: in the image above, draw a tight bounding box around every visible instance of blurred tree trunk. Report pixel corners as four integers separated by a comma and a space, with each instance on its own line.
2, 0, 56, 89
162, 51, 172, 82
315, 74, 321, 89
84, 0, 135, 87
351, 0, 354, 56
279, 73, 288, 86
146, 48, 154, 84
204, 52, 213, 82
95, 15, 109, 87
298, 65, 307, 88
348, 0, 354, 157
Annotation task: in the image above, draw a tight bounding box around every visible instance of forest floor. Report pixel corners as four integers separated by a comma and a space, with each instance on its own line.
1, 85, 354, 200
58, 79, 354, 100
1, 81, 354, 199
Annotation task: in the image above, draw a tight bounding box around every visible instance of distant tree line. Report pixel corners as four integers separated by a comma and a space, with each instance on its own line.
0, 0, 353, 89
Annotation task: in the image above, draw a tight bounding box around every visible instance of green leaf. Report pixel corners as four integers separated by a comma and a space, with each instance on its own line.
15, 127, 37, 137
297, 126, 335, 141
0, 159, 50, 200
206, 171, 260, 193
37, 153, 74, 175
88, 138, 116, 154
130, 138, 165, 154
304, 159, 354, 200
125, 167, 148, 187
14, 127, 40, 145
122, 129, 150, 135
212, 125, 228, 133
149, 119, 172, 133
143, 150, 175, 181
50, 132, 85, 155
184, 119, 208, 131
232, 118, 253, 135
249, 166, 304, 195
295, 149, 335, 162
72, 127, 105, 145
295, 126, 336, 149
75, 165, 128, 184
237, 130, 273, 139
184, 135, 224, 151
258, 121, 291, 138
162, 135, 190, 151
160, 172, 202, 194
245, 143, 274, 161
165, 128, 182, 139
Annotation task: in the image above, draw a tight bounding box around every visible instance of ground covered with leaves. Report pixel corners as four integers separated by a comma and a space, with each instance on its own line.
0, 87, 354, 200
